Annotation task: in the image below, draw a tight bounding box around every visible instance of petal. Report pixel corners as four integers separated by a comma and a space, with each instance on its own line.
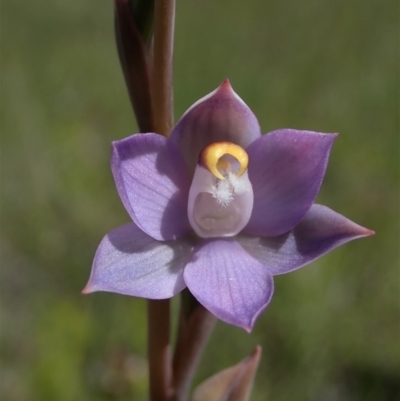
245, 129, 337, 237
83, 223, 193, 299
238, 204, 374, 275
111, 133, 191, 241
169, 80, 261, 174
184, 239, 274, 331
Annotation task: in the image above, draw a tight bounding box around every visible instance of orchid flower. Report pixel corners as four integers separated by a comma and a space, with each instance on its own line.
83, 80, 373, 332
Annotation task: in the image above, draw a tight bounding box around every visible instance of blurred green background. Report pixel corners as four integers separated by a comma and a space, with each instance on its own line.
1, 0, 399, 400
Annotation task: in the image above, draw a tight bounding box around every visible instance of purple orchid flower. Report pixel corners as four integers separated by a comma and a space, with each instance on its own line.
83, 80, 374, 331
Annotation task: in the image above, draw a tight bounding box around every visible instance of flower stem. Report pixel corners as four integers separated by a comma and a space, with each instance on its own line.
152, 0, 175, 136
147, 300, 172, 401
147, 1, 176, 400
171, 290, 216, 401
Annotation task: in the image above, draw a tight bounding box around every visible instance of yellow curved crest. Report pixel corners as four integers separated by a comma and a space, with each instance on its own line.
200, 142, 249, 180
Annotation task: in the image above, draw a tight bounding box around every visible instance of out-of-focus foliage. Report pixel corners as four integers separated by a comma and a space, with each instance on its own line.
0, 1, 398, 400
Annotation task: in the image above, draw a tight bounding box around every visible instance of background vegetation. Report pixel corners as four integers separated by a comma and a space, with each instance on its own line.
1, 0, 398, 400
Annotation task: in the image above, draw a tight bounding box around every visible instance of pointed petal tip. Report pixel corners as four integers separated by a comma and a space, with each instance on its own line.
214, 78, 237, 99
219, 78, 232, 90
217, 79, 238, 98
349, 221, 375, 238
81, 284, 93, 295
363, 228, 375, 237
245, 308, 264, 333
241, 296, 274, 333
318, 131, 340, 142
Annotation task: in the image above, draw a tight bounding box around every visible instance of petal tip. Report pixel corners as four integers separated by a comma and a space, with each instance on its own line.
246, 309, 263, 333
363, 228, 375, 237
219, 78, 232, 91
81, 284, 93, 295
214, 78, 249, 110
240, 294, 274, 333
322, 132, 339, 144
326, 132, 339, 147
248, 286, 274, 332
111, 141, 118, 153
349, 221, 375, 238
111, 139, 123, 160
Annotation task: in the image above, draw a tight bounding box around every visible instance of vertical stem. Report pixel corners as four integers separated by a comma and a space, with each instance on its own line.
147, 1, 176, 400
172, 291, 216, 401
148, 300, 171, 401
152, 0, 175, 136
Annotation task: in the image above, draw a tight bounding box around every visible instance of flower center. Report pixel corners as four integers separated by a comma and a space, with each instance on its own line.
187, 142, 254, 238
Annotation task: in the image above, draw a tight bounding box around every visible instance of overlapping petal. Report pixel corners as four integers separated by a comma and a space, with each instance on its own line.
245, 129, 337, 237
184, 239, 274, 331
83, 223, 193, 298
238, 204, 374, 275
111, 133, 191, 241
169, 80, 261, 174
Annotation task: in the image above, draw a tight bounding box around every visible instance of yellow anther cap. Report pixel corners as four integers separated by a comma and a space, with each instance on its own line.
199, 142, 249, 180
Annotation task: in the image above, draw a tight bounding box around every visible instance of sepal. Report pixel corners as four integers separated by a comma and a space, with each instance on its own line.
191, 346, 262, 401
170, 80, 261, 174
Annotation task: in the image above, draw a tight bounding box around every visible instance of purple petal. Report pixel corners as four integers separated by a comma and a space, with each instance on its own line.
184, 239, 274, 331
83, 223, 193, 298
238, 204, 374, 275
244, 129, 337, 237
169, 80, 261, 175
111, 133, 191, 241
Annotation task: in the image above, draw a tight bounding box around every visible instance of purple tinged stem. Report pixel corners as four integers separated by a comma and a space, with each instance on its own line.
147, 300, 172, 401
152, 0, 175, 136
172, 292, 217, 401
147, 1, 176, 400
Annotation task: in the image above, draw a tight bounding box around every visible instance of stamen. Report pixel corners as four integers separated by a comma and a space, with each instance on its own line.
200, 142, 249, 180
